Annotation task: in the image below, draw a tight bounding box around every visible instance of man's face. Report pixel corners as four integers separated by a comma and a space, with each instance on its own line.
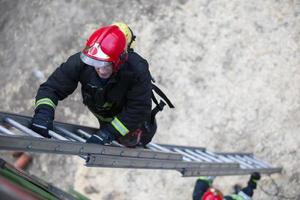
95, 65, 113, 79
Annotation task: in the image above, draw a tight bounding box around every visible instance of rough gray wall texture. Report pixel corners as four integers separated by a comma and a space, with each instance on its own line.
0, 0, 299, 199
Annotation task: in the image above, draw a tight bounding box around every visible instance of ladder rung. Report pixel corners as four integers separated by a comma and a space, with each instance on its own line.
4, 117, 42, 138
146, 143, 192, 161
0, 124, 16, 136
195, 150, 222, 163
55, 126, 86, 142
172, 148, 200, 162
158, 144, 206, 151
226, 155, 254, 169
77, 129, 92, 139
187, 150, 232, 163
4, 117, 69, 141
147, 143, 173, 153
76, 129, 123, 147
213, 154, 236, 163
183, 149, 211, 162
242, 155, 272, 168
48, 130, 70, 141
234, 155, 259, 168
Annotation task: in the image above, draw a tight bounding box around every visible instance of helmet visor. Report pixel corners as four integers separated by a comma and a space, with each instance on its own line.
80, 53, 113, 69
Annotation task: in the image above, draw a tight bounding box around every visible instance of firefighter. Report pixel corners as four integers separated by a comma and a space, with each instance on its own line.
30, 22, 155, 147
193, 172, 261, 200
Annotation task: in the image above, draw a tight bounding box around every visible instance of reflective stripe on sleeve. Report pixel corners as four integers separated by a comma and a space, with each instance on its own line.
35, 98, 56, 109
111, 117, 129, 136
230, 194, 248, 200
237, 191, 252, 200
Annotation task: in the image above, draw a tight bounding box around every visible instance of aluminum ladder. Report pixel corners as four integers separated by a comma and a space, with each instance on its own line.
0, 111, 282, 177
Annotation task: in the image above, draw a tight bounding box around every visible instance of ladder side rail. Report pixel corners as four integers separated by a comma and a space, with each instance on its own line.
182, 168, 241, 177
86, 154, 237, 170
0, 136, 81, 155
181, 167, 282, 177
39, 124, 183, 160
0, 135, 183, 160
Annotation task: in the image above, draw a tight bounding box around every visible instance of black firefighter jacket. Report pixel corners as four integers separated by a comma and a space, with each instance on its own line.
35, 52, 152, 138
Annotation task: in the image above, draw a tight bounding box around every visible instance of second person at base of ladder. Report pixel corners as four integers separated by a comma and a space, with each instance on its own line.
193, 172, 261, 200
30, 22, 158, 147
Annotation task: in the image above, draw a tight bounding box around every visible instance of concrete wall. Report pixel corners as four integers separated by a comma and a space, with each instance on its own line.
0, 0, 299, 199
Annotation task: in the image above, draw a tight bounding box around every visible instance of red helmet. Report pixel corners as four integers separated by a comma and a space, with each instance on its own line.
202, 188, 223, 200
81, 25, 127, 72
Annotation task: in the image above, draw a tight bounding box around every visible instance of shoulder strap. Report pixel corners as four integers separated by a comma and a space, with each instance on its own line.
152, 84, 175, 108
150, 83, 174, 123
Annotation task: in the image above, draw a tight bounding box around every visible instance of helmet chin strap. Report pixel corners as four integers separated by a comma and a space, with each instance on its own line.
127, 27, 136, 51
